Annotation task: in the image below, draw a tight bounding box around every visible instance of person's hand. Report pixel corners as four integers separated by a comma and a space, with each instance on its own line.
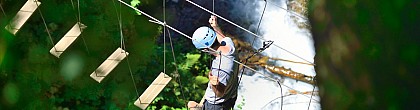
208, 71, 219, 86
188, 101, 198, 108
208, 15, 218, 28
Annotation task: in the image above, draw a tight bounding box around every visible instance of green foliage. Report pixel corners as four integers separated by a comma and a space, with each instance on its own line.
236, 95, 245, 109
181, 53, 201, 70
0, 0, 212, 109
195, 76, 209, 84
309, 0, 419, 109
130, 0, 142, 15
2, 82, 19, 105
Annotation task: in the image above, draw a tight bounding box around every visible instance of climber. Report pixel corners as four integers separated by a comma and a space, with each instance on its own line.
188, 15, 238, 110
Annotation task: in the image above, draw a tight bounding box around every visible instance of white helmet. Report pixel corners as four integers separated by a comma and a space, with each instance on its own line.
192, 26, 217, 49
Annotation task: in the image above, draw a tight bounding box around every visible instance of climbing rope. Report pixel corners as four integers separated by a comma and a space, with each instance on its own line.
269, 57, 315, 66
185, 0, 315, 66
0, 1, 13, 40
251, 0, 267, 47
212, 0, 214, 13
238, 0, 267, 85
120, 3, 140, 100
307, 77, 317, 110
212, 52, 222, 109
0, 1, 10, 26
163, 0, 166, 76
277, 81, 283, 110
235, 5, 285, 110
166, 27, 187, 107
118, 0, 319, 103
163, 0, 187, 107
261, 93, 298, 109
111, 0, 140, 99
34, 0, 57, 52
70, 0, 90, 54
0, 2, 6, 17
211, 0, 222, 108
77, 0, 80, 23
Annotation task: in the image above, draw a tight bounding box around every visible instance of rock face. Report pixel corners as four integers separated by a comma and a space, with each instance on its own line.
287, 0, 310, 29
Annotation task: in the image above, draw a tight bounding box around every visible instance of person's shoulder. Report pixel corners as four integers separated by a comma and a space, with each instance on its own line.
221, 37, 234, 47
222, 37, 235, 55
222, 37, 234, 43
223, 37, 232, 40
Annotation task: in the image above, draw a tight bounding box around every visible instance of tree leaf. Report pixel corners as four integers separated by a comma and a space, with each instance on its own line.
195, 76, 209, 84
130, 0, 142, 15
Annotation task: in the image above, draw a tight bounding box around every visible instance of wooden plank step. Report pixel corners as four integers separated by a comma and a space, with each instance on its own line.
49, 22, 86, 58
134, 72, 172, 109
90, 47, 129, 83
5, 0, 41, 35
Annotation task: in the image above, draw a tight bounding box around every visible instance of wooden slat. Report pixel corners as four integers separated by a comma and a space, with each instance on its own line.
90, 48, 129, 83
134, 72, 172, 109
49, 22, 86, 58
4, 0, 40, 35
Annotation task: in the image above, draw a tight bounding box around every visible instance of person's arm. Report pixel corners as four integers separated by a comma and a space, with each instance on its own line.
209, 71, 226, 97
187, 96, 205, 109
209, 15, 226, 44
209, 15, 231, 55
